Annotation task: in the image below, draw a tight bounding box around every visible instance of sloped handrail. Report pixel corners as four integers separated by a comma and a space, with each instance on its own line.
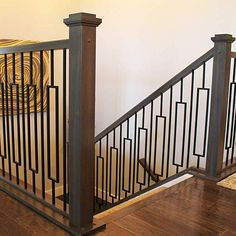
95, 47, 214, 142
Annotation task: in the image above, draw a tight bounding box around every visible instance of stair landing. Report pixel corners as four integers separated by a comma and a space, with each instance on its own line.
95, 176, 236, 235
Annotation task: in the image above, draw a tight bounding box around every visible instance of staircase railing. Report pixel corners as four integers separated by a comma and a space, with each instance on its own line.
0, 12, 104, 235
94, 34, 236, 213
0, 11, 235, 235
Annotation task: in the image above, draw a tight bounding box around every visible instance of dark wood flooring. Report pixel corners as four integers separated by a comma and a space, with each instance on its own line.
0, 190, 69, 236
96, 176, 236, 236
0, 176, 235, 235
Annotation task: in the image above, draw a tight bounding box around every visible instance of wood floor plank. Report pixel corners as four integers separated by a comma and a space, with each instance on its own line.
133, 204, 223, 236
0, 176, 235, 236
114, 214, 170, 236
0, 190, 69, 236
95, 177, 236, 236
96, 222, 138, 236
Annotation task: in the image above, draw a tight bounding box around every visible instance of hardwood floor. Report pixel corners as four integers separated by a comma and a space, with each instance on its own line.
0, 176, 235, 235
96, 177, 236, 236
0, 190, 69, 236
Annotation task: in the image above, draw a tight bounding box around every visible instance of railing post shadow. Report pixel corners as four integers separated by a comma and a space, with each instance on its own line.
206, 34, 235, 178
64, 13, 102, 229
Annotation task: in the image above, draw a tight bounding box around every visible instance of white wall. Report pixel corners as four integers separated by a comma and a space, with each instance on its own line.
1, 0, 236, 134
79, 0, 236, 134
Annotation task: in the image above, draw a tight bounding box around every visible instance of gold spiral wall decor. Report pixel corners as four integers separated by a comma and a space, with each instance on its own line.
0, 39, 49, 115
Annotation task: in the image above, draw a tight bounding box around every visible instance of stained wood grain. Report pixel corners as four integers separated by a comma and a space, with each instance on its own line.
96, 177, 236, 236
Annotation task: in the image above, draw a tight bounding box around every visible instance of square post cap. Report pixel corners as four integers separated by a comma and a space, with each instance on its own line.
64, 12, 102, 27
211, 34, 235, 43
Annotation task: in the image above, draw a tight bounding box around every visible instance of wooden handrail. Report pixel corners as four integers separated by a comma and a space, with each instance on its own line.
0, 39, 69, 54
95, 47, 214, 142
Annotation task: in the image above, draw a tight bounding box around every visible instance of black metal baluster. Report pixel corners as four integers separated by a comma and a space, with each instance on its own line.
11, 53, 19, 184
33, 55, 39, 190
153, 93, 166, 178
28, 51, 38, 194
5, 54, 12, 180
10, 84, 18, 183
101, 155, 104, 207
1, 82, 6, 176
109, 129, 118, 204
98, 140, 105, 207
166, 86, 173, 178
229, 59, 236, 164
16, 84, 21, 168
137, 107, 147, 191
96, 141, 101, 206
27, 52, 33, 190
21, 52, 27, 189
197, 64, 206, 168
62, 49, 67, 211
40, 50, 45, 198
122, 119, 132, 198
118, 124, 122, 201
230, 105, 236, 164
127, 120, 132, 195
142, 107, 146, 190
172, 79, 187, 174
201, 63, 210, 167
160, 94, 166, 177
15, 56, 22, 182
186, 71, 194, 168
52, 85, 59, 205
27, 84, 34, 192
49, 49, 55, 205
105, 135, 108, 205
193, 63, 209, 169
47, 82, 60, 205
114, 129, 117, 203
132, 113, 137, 194
176, 78, 186, 173
96, 154, 99, 208
148, 101, 153, 186
225, 58, 236, 165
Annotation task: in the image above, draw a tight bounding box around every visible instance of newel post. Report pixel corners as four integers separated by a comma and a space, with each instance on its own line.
64, 13, 102, 228
206, 34, 235, 177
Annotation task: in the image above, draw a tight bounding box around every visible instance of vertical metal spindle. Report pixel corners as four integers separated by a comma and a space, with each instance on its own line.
11, 53, 18, 183
10, 85, 18, 183
47, 85, 53, 203
16, 76, 22, 178
160, 94, 166, 177
186, 71, 194, 168
5, 54, 12, 180
230, 59, 236, 164
95, 155, 99, 208
166, 86, 173, 178
148, 101, 153, 186
225, 59, 236, 165
40, 50, 45, 198
105, 135, 108, 205
55, 86, 59, 199
127, 119, 132, 196
118, 124, 122, 201
132, 113, 137, 194
101, 155, 104, 207
50, 50, 54, 86
1, 82, 6, 176
27, 85, 33, 190
62, 49, 67, 211
21, 52, 27, 189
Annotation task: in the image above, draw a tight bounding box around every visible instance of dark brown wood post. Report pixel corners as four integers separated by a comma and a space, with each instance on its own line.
64, 13, 102, 228
206, 34, 235, 177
